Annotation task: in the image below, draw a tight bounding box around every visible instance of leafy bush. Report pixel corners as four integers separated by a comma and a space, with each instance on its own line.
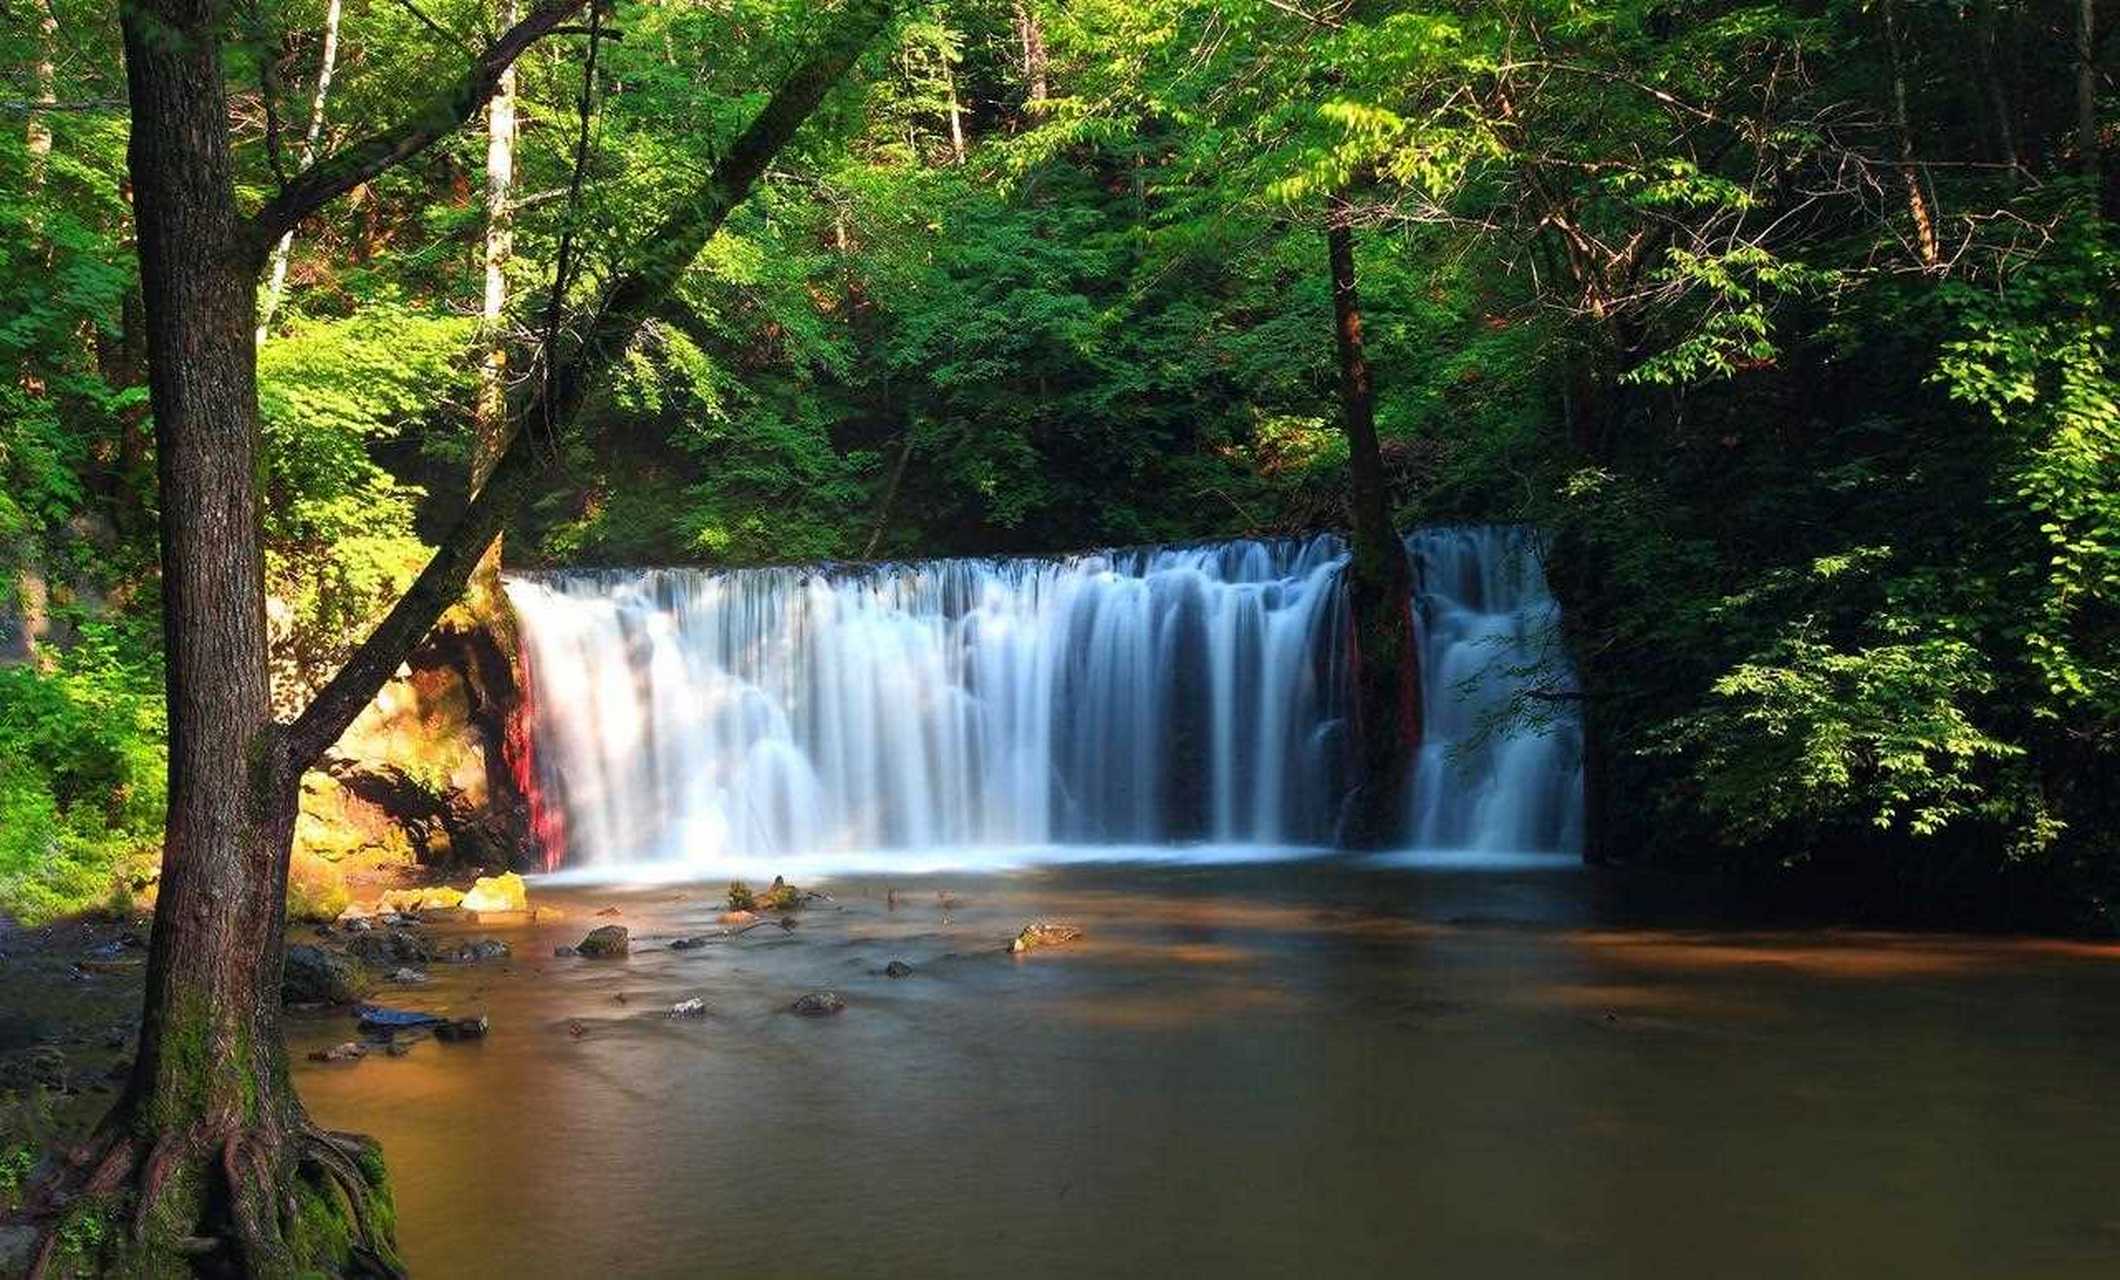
0, 624, 165, 922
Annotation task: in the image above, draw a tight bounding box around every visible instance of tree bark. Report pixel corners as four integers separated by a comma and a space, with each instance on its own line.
24, 0, 398, 1273
472, 0, 519, 602
256, 0, 344, 344
1882, 0, 1941, 267
28, 0, 891, 1270
1326, 195, 1417, 849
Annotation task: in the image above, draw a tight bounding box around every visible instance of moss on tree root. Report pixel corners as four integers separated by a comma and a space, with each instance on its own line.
24, 1123, 402, 1279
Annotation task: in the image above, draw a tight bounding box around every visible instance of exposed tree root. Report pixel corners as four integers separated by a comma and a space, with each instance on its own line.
22, 1116, 403, 1278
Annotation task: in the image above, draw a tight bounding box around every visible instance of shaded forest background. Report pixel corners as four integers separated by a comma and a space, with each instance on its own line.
3, 0, 2116, 927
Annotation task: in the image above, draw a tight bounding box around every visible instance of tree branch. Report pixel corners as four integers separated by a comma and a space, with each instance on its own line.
279, 0, 898, 773
243, 0, 589, 266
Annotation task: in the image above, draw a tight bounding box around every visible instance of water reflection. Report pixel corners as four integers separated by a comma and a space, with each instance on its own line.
294, 861, 2120, 1278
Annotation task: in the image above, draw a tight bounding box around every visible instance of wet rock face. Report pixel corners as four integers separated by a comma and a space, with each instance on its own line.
283, 944, 368, 1005
791, 991, 846, 1017
576, 925, 630, 958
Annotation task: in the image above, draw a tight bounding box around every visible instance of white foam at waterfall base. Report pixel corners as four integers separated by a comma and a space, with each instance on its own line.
505, 526, 1582, 877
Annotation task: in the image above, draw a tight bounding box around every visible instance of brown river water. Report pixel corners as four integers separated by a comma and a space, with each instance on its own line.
282, 858, 2120, 1279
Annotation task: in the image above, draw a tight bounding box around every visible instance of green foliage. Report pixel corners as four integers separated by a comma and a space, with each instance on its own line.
0, 624, 165, 922
258, 302, 471, 698
6, 0, 2119, 929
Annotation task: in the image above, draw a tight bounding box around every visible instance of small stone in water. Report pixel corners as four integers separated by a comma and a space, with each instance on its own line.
435, 1015, 490, 1041
576, 925, 629, 958
670, 998, 707, 1018
553, 945, 578, 957
390, 967, 428, 984
791, 991, 845, 1017
440, 938, 510, 964
884, 960, 913, 978
669, 935, 713, 951
309, 1042, 366, 1063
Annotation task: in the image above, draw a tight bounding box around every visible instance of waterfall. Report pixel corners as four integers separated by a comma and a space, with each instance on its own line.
1404, 527, 1585, 857
505, 526, 1581, 874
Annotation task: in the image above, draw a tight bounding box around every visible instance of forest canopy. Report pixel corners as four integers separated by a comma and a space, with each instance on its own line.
4, 0, 2117, 927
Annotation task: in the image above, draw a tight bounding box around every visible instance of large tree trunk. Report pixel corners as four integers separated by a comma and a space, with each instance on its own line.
25, 1, 400, 1274
28, 0, 891, 1271
1326, 197, 1417, 849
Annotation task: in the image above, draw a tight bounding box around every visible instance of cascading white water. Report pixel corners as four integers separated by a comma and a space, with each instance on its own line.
1404, 527, 1585, 856
505, 526, 1581, 874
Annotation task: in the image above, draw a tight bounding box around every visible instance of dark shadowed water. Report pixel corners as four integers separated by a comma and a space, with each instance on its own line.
290, 857, 2120, 1278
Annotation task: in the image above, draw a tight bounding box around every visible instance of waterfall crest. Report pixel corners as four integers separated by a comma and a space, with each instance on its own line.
506, 526, 1581, 873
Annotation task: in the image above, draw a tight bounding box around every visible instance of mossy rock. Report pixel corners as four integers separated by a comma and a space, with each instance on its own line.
575, 925, 629, 958
283, 944, 369, 1006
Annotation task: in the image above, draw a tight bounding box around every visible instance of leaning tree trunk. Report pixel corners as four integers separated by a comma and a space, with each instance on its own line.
1326, 196, 1417, 849
24, 1, 399, 1275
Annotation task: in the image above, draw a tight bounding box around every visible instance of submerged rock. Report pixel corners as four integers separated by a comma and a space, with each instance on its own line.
669, 998, 708, 1018
435, 1015, 490, 1041
438, 938, 511, 964
576, 925, 629, 958
669, 935, 714, 951
883, 960, 913, 978
553, 945, 579, 958
1, 1045, 69, 1091
283, 944, 367, 1006
460, 871, 529, 914
1009, 923, 1084, 954
308, 1041, 367, 1063
716, 910, 757, 927
790, 991, 845, 1017
347, 927, 431, 967
389, 967, 428, 984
